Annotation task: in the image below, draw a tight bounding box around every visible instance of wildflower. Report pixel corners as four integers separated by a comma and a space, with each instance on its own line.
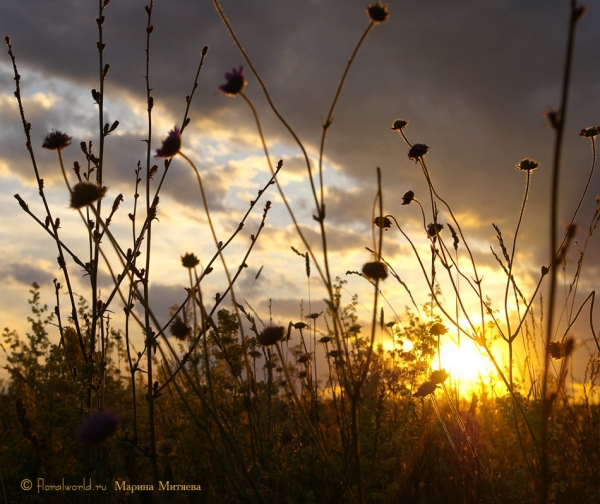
367, 2, 389, 23
155, 127, 181, 158
515, 158, 539, 172
579, 126, 600, 138
181, 252, 200, 269
219, 66, 246, 96
426, 222, 443, 238
430, 323, 447, 336
318, 336, 332, 344
401, 190, 414, 205
430, 369, 450, 384
374, 216, 392, 230
548, 339, 574, 360
391, 119, 408, 131
362, 261, 388, 281
70, 181, 107, 209
249, 350, 262, 359
169, 316, 191, 341
408, 143, 429, 162
77, 411, 119, 445
257, 325, 285, 346
413, 381, 438, 398
42, 130, 72, 151
297, 353, 311, 364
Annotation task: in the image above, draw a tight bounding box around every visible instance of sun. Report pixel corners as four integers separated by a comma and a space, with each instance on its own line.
435, 338, 500, 395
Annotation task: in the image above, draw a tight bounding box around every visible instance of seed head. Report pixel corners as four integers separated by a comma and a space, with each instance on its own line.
401, 190, 414, 205
70, 181, 107, 209
391, 119, 408, 131
42, 130, 72, 151
430, 323, 447, 336
362, 261, 388, 281
181, 252, 200, 269
367, 2, 390, 23
374, 216, 392, 230
408, 143, 429, 162
155, 127, 181, 158
169, 316, 191, 341
579, 126, 600, 138
430, 369, 450, 384
426, 222, 443, 238
219, 66, 246, 96
516, 158, 539, 172
257, 325, 285, 346
413, 381, 438, 398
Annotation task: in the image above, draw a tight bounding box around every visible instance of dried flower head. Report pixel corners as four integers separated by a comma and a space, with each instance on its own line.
427, 222, 444, 238
430, 323, 447, 336
401, 190, 414, 205
362, 261, 388, 281
374, 216, 392, 230
548, 339, 575, 360
408, 143, 429, 162
169, 316, 191, 341
181, 252, 200, 269
367, 2, 390, 23
219, 66, 246, 96
77, 411, 119, 445
257, 325, 285, 346
70, 181, 107, 209
579, 126, 600, 138
42, 130, 72, 151
155, 127, 181, 158
516, 158, 539, 172
391, 119, 408, 131
430, 369, 450, 385
413, 381, 438, 398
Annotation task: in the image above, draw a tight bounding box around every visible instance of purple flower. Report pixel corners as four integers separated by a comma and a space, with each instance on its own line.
77, 411, 119, 445
155, 127, 181, 158
219, 66, 246, 96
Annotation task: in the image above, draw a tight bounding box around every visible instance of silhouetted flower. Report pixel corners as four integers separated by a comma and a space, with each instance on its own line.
42, 130, 72, 151
430, 323, 447, 336
548, 339, 574, 360
155, 127, 181, 158
70, 181, 107, 209
181, 252, 200, 269
408, 143, 429, 162
579, 126, 600, 138
362, 261, 388, 280
219, 66, 246, 96
430, 369, 450, 384
258, 325, 285, 346
169, 316, 191, 341
391, 119, 408, 131
413, 381, 438, 398
401, 190, 414, 205
427, 222, 443, 238
77, 411, 119, 445
374, 216, 392, 230
367, 2, 389, 23
516, 158, 539, 172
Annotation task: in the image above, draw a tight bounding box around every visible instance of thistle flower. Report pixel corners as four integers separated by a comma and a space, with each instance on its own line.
426, 222, 444, 238
367, 2, 390, 23
413, 381, 438, 398
515, 158, 539, 172
169, 316, 191, 341
181, 252, 200, 269
77, 411, 119, 445
401, 190, 414, 205
155, 127, 181, 158
219, 66, 246, 96
70, 181, 107, 209
430, 323, 447, 336
408, 143, 429, 162
257, 325, 285, 346
374, 216, 392, 230
42, 130, 72, 151
362, 261, 388, 280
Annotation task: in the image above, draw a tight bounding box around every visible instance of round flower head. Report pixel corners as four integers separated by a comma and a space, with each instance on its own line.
413, 381, 438, 398
374, 216, 392, 230
515, 158, 539, 172
43, 130, 72, 151
408, 143, 429, 162
257, 325, 285, 346
430, 369, 450, 385
219, 66, 246, 96
181, 252, 200, 269
70, 181, 107, 209
430, 323, 447, 336
426, 222, 443, 238
367, 2, 390, 23
401, 190, 414, 205
391, 119, 408, 131
77, 411, 119, 445
155, 127, 181, 158
362, 261, 388, 281
579, 126, 600, 138
169, 316, 191, 341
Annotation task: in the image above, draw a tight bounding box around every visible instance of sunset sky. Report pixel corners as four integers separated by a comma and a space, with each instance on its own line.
0, 0, 599, 387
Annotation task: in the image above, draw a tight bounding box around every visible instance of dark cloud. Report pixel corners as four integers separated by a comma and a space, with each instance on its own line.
1, 260, 54, 287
